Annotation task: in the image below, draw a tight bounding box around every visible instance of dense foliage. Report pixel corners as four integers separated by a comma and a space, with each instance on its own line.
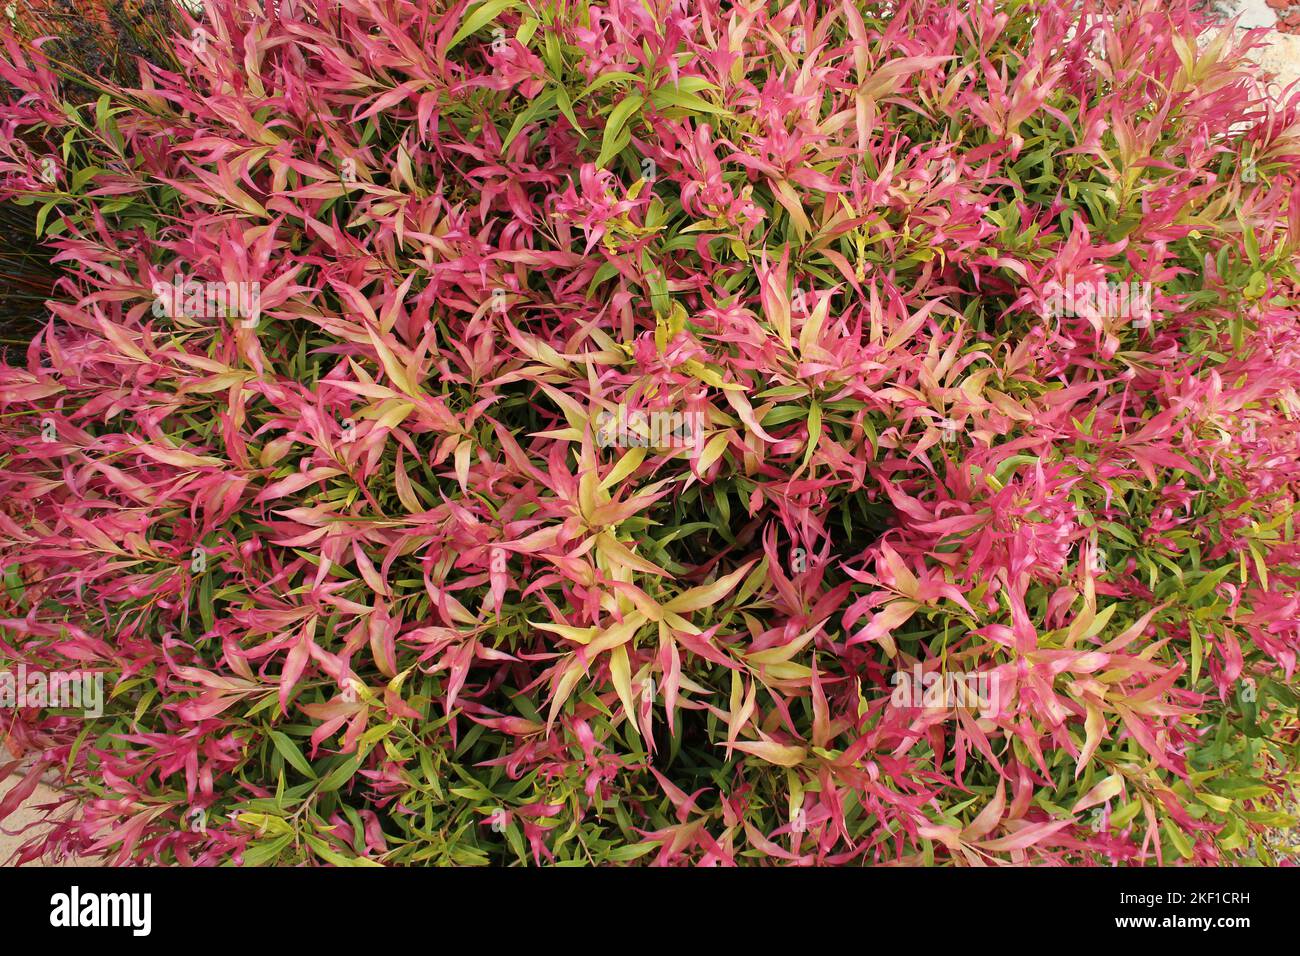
1, 0, 1298, 866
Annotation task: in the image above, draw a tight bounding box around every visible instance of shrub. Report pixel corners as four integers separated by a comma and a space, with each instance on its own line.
0, 0, 1298, 866
0, 0, 178, 353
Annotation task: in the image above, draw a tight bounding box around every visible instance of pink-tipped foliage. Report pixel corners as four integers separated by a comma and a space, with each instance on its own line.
0, 0, 1299, 865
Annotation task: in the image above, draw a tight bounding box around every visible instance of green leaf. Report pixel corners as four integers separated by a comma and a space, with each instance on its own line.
448, 0, 519, 51
1163, 818, 1194, 859
34, 200, 56, 237
71, 166, 104, 191
1189, 618, 1203, 684
270, 731, 318, 779
241, 833, 293, 867
802, 402, 822, 469
651, 85, 730, 116
555, 85, 581, 135
605, 841, 659, 861
596, 94, 644, 169
502, 88, 557, 151
316, 753, 362, 792
576, 71, 639, 101
305, 833, 383, 866
1185, 565, 1233, 604
1244, 270, 1267, 299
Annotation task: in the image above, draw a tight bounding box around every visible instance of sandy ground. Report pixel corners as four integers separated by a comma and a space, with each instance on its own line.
1233, 0, 1300, 85
0, 779, 89, 866
0, 7, 1296, 869
1250, 34, 1300, 86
